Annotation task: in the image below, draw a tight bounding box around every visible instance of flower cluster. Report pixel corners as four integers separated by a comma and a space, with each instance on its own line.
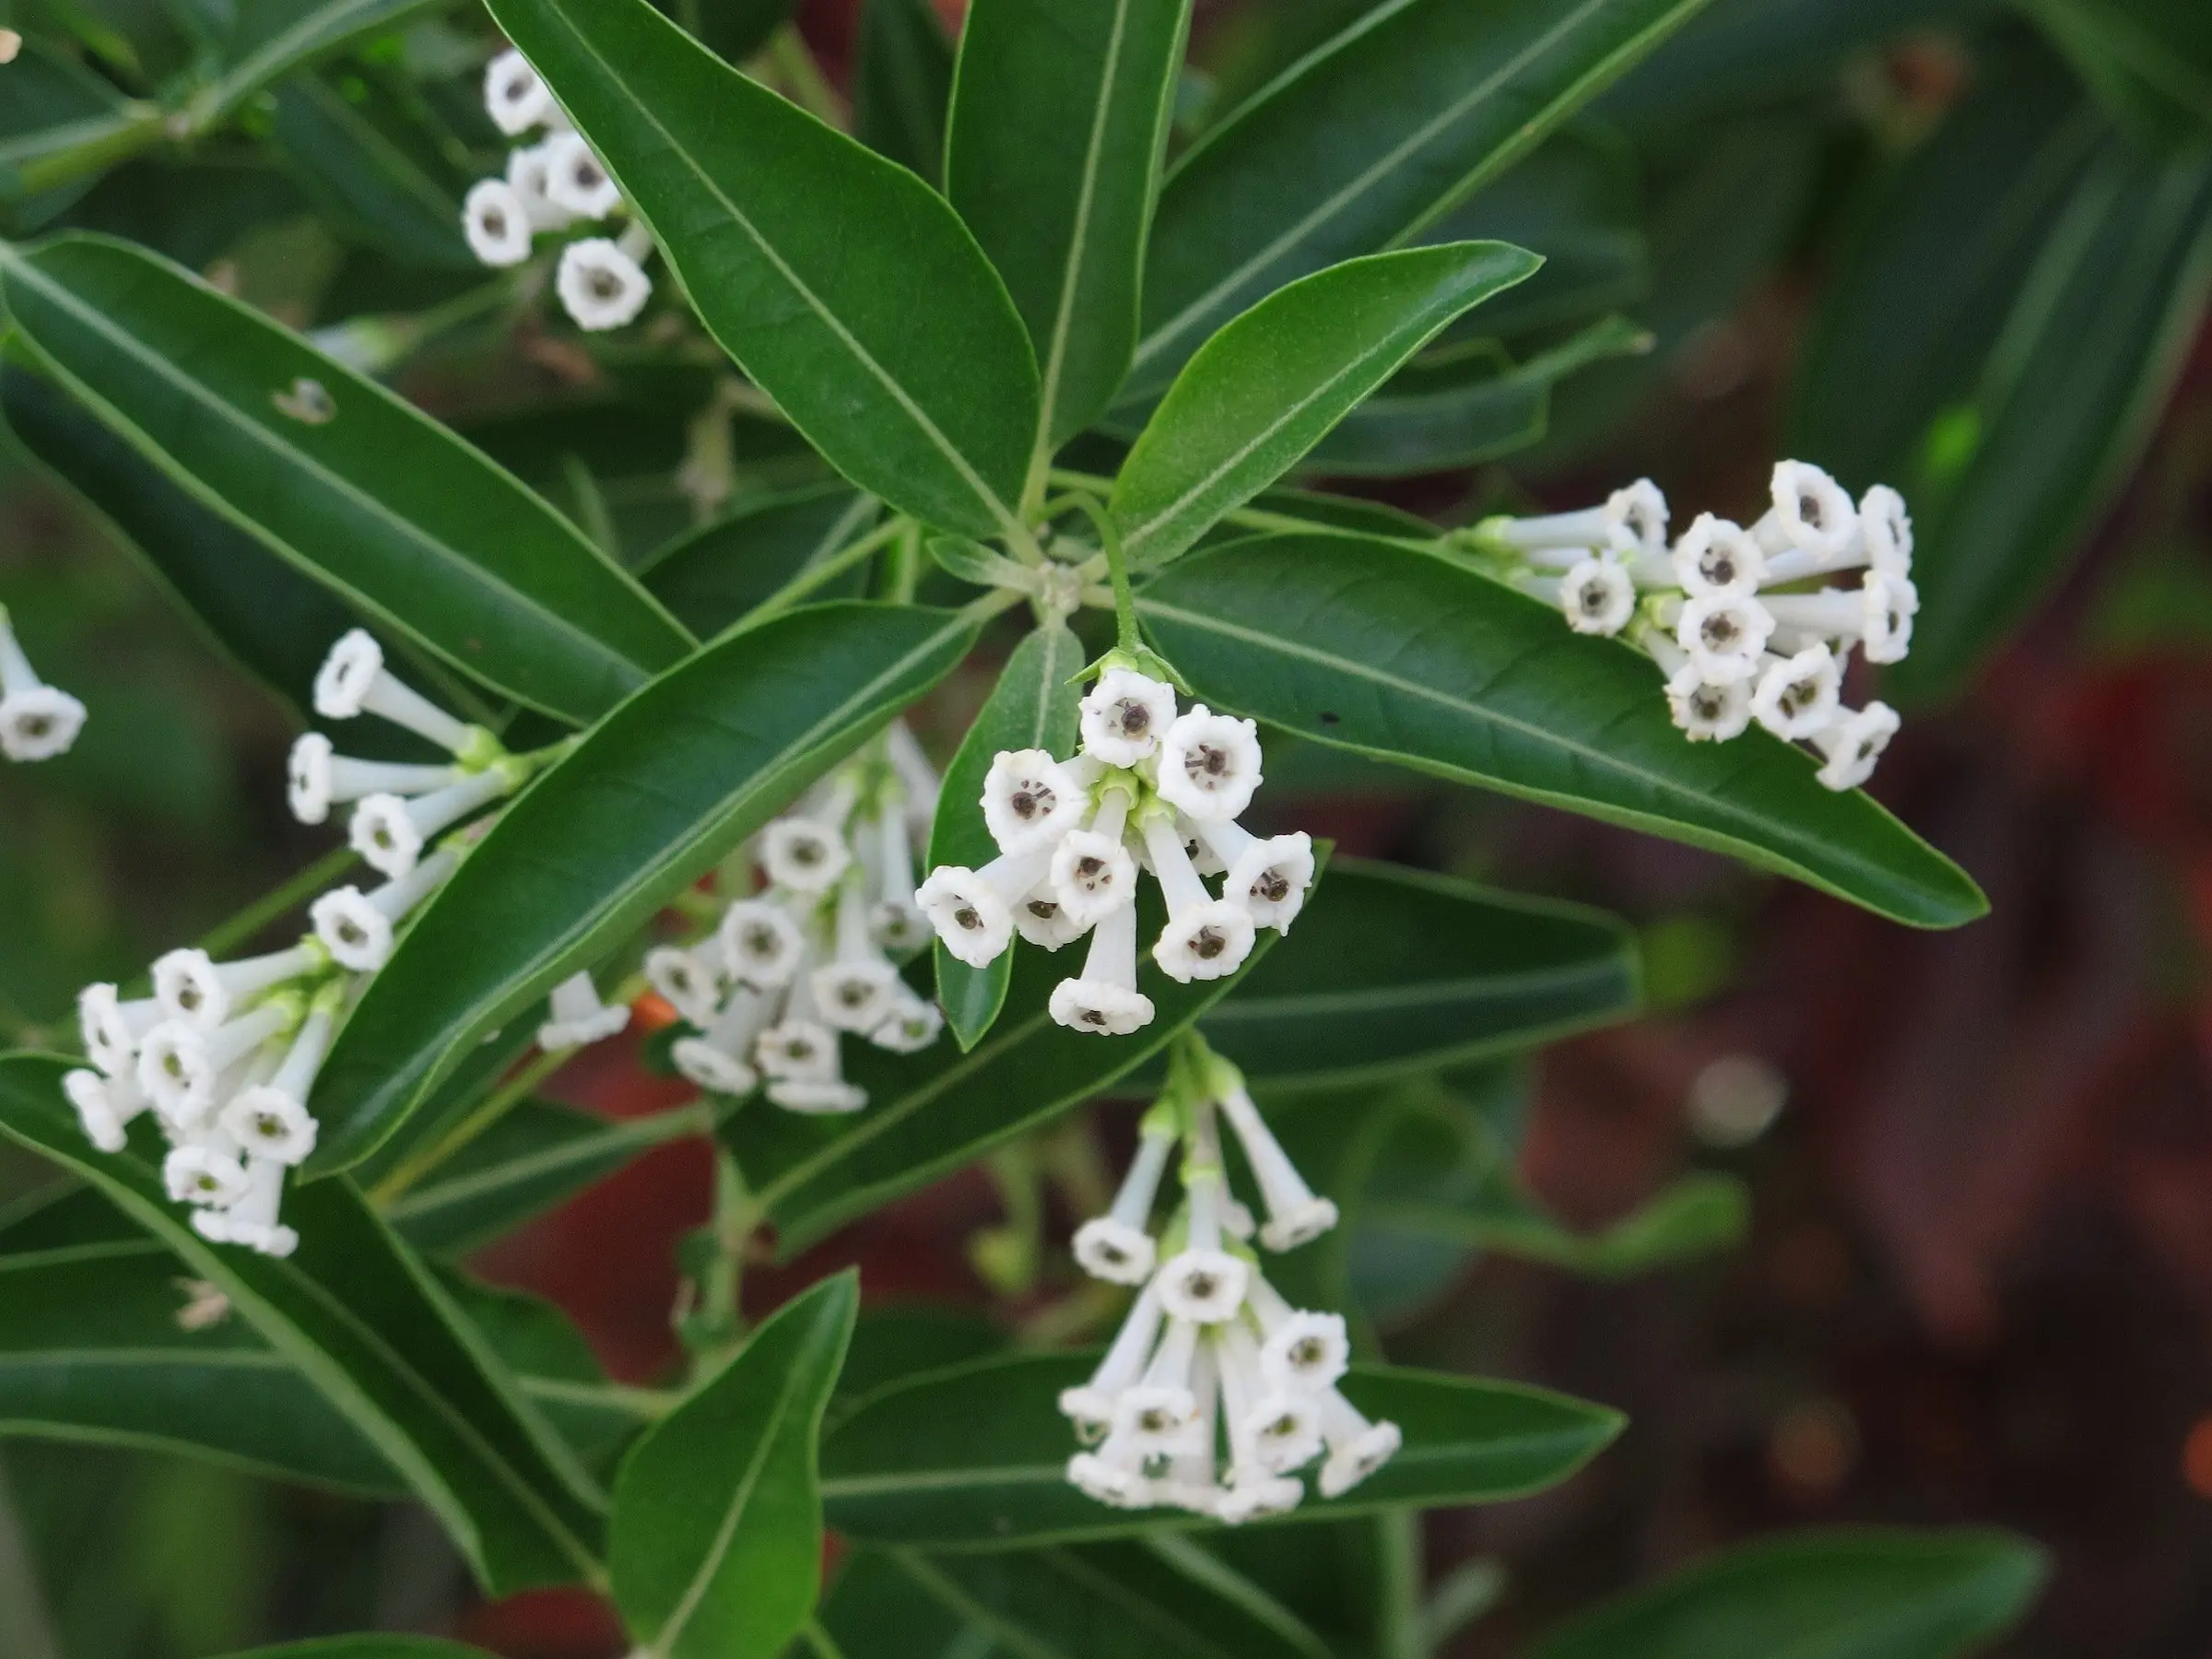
1059, 1044, 1399, 1521
0, 603, 86, 763
462, 47, 655, 332
917, 654, 1314, 1037
650, 727, 946, 1114
1472, 462, 1916, 791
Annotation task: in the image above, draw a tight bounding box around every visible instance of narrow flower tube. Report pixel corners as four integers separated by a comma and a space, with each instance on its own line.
672, 985, 772, 1097
539, 970, 631, 1052
916, 845, 1053, 967
1194, 821, 1314, 933
1152, 1342, 1225, 1516
349, 764, 518, 877
1048, 900, 1155, 1036
1058, 1279, 1166, 1437
78, 982, 161, 1077
1315, 1388, 1404, 1498
216, 985, 339, 1168
65, 1067, 149, 1153
1216, 1080, 1338, 1251
1759, 572, 1918, 665
1249, 1275, 1351, 1392
886, 721, 940, 832
287, 734, 461, 826
0, 606, 88, 763
195, 1156, 298, 1257
1141, 815, 1253, 982
1050, 785, 1138, 925
152, 940, 326, 1030
1114, 1317, 1206, 1454
1218, 1317, 1323, 1476
138, 995, 300, 1127
868, 801, 930, 950
313, 632, 480, 755
1486, 479, 1667, 556
505, 140, 578, 231
311, 847, 459, 971
1072, 1116, 1176, 1286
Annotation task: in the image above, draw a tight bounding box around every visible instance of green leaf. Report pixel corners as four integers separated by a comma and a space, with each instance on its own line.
387, 1100, 716, 1256
946, 0, 1193, 450
853, 0, 957, 185
220, 1641, 496, 1658
1113, 244, 1538, 569
833, 1307, 1009, 1408
1136, 535, 1986, 928
820, 1351, 1621, 1546
926, 622, 1086, 1050
0, 35, 154, 212
269, 69, 475, 269
688, 0, 800, 65
198, 0, 448, 121
636, 485, 877, 640
1128, 0, 1718, 398
488, 0, 1041, 541
2025, 0, 2212, 146
1530, 1528, 2047, 1659
0, 361, 357, 720
0, 1053, 609, 1594
1197, 859, 1639, 1089
309, 602, 981, 1177
610, 1273, 857, 1659
0, 234, 694, 724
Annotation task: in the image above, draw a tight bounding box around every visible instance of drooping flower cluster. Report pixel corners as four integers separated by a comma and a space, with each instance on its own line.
463, 47, 655, 332
1059, 1044, 1399, 1520
0, 602, 86, 763
917, 654, 1315, 1037
61, 631, 559, 1255
650, 727, 947, 1115
1471, 462, 1917, 791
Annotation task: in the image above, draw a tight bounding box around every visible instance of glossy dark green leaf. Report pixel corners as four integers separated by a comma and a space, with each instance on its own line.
200, 0, 447, 113
1531, 1528, 2046, 1659
0, 35, 153, 212
1305, 312, 1649, 477
1137, 535, 1985, 928
927, 622, 1086, 1049
853, 0, 956, 185
387, 1101, 716, 1256
0, 361, 356, 719
2026, 0, 2212, 146
610, 1273, 856, 1659
1222, 486, 1441, 545
688, 0, 800, 65
833, 1307, 1009, 1409
732, 871, 1287, 1256
310, 602, 981, 1177
820, 1351, 1621, 1547
1115, 243, 1538, 568
1127, 0, 1717, 398
637, 484, 877, 640
946, 0, 1193, 449
270, 69, 474, 268
0, 234, 694, 723
0, 1053, 608, 1594
489, 0, 1041, 540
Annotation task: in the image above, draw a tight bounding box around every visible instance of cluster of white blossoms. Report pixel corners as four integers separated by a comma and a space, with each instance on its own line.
1060, 1045, 1399, 1520
462, 47, 654, 332
1473, 462, 1917, 791
0, 603, 86, 763
916, 654, 1315, 1037
59, 631, 562, 1256
649, 726, 946, 1115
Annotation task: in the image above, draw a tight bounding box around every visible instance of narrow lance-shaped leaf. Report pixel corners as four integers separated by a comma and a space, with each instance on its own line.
946, 0, 1193, 452
0, 234, 693, 724
1137, 535, 1985, 928
927, 621, 1086, 1049
853, 0, 957, 185
0, 1054, 609, 1594
309, 602, 982, 1177
271, 69, 476, 270
637, 484, 877, 640
489, 0, 1041, 540
1128, 0, 1718, 399
1113, 242, 1539, 569
610, 1273, 857, 1659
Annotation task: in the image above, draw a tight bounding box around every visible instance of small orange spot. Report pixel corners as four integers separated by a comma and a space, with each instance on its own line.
631, 991, 680, 1033
1768, 1397, 1859, 1500
2181, 1416, 2212, 1497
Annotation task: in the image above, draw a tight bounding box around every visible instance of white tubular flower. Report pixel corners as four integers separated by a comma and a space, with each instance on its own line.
812, 879, 903, 1034
462, 179, 534, 267
886, 721, 941, 836
1218, 1318, 1323, 1476
152, 940, 324, 1030
644, 945, 725, 1029
349, 764, 518, 878
1152, 1342, 1225, 1516
1810, 701, 1901, 792
166, 1143, 250, 1209
672, 985, 773, 1097
1011, 883, 1088, 950
768, 1072, 869, 1114
1155, 1174, 1250, 1324
1156, 707, 1263, 824
1675, 592, 1774, 681
1079, 667, 1177, 766
1671, 514, 1765, 598
137, 997, 298, 1128
756, 971, 838, 1078
484, 46, 553, 135
541, 131, 621, 219
1761, 571, 1918, 665
218, 980, 339, 1168
196, 1156, 299, 1258
760, 817, 851, 894
719, 899, 806, 991
78, 982, 160, 1077
288, 734, 461, 827
1114, 1317, 1206, 1455
1487, 478, 1667, 555
982, 748, 1088, 854
1857, 484, 1913, 580
313, 631, 481, 756
1059, 1279, 1165, 1437
1249, 1275, 1351, 1393
1753, 459, 1858, 565
1140, 815, 1253, 983
867, 801, 930, 951
506, 140, 578, 232
538, 970, 630, 1052
310, 847, 459, 971
1217, 1080, 1336, 1252
1315, 1388, 1403, 1498
868, 994, 942, 1053
1065, 1433, 1153, 1510
65, 1067, 148, 1153
557, 238, 652, 332
1216, 1469, 1305, 1525
1750, 644, 1842, 741
1558, 557, 1636, 636
917, 846, 1052, 967
1665, 665, 1754, 743
1194, 821, 1313, 934
0, 608, 87, 764
1072, 1118, 1175, 1286
1050, 786, 1138, 925
1048, 900, 1155, 1036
